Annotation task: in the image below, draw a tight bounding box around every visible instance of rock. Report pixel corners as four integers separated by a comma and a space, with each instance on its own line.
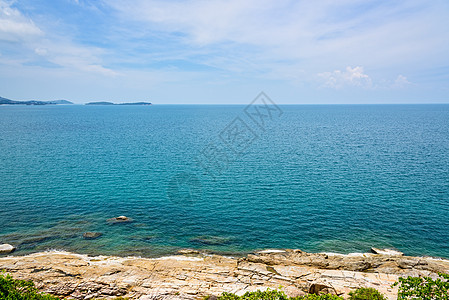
398, 259, 418, 269
190, 235, 232, 245
83, 232, 103, 240
256, 249, 287, 254
129, 235, 155, 243
1, 249, 449, 300
309, 282, 337, 295
338, 260, 372, 272
371, 248, 404, 256
177, 249, 202, 255
107, 216, 133, 224
0, 244, 16, 254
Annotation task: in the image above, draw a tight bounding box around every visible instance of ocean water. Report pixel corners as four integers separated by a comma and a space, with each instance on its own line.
0, 104, 448, 258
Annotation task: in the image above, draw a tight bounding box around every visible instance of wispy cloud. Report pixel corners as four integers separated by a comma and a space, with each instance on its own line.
0, 0, 116, 76
393, 75, 411, 88
0, 0, 448, 103
0, 0, 42, 41
318, 66, 372, 89
104, 0, 449, 82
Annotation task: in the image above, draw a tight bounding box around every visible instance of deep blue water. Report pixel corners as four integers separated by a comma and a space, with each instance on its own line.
0, 104, 448, 258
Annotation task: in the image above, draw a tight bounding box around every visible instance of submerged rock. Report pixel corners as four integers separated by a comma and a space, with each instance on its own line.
371, 248, 404, 256
177, 249, 203, 255
129, 235, 155, 243
107, 216, 133, 224
0, 244, 16, 254
190, 235, 232, 246
83, 232, 103, 240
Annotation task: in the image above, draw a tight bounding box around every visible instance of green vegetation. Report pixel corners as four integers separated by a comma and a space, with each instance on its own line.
218, 289, 344, 300
393, 272, 449, 300
293, 295, 344, 300
349, 288, 386, 300
0, 272, 59, 300
0, 96, 73, 105
217, 288, 389, 300
0, 272, 130, 300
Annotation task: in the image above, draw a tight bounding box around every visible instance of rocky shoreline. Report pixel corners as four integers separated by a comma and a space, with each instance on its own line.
1, 249, 448, 300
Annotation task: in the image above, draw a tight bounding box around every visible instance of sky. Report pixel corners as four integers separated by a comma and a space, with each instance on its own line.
0, 0, 448, 104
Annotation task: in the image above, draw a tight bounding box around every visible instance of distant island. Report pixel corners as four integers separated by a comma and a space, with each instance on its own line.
0, 97, 151, 106
0, 96, 73, 105
85, 101, 152, 105
85, 101, 115, 105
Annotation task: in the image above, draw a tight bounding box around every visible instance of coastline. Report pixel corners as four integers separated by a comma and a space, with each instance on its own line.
1, 249, 448, 300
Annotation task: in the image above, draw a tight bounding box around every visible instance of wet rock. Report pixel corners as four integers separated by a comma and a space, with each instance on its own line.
256, 249, 287, 254
129, 235, 155, 243
177, 249, 202, 255
107, 216, 133, 224
83, 232, 103, 240
371, 248, 404, 256
0, 244, 16, 254
18, 235, 53, 246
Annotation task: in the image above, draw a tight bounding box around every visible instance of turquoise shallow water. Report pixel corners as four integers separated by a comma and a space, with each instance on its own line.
0, 104, 448, 258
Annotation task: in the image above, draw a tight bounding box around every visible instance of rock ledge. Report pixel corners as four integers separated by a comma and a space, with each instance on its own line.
0, 250, 448, 300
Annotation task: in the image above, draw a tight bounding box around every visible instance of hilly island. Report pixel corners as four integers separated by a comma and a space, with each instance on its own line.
0, 96, 73, 105
0, 97, 151, 105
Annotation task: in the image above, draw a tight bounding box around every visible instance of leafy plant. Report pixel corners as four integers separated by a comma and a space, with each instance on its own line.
349, 288, 386, 300
292, 294, 344, 300
393, 272, 449, 300
0, 272, 60, 300
219, 289, 289, 300
218, 289, 344, 300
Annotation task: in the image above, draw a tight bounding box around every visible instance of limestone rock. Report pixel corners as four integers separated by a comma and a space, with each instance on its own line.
0, 244, 16, 254
1, 249, 449, 300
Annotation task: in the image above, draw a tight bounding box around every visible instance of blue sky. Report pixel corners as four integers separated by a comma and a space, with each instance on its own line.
0, 0, 448, 104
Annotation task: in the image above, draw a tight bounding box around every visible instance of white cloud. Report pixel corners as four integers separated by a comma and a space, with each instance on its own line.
0, 0, 42, 41
34, 47, 47, 56
393, 74, 411, 88
318, 66, 372, 89
0, 0, 117, 76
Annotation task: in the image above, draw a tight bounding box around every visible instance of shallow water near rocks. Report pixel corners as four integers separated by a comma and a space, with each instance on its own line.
1, 104, 448, 258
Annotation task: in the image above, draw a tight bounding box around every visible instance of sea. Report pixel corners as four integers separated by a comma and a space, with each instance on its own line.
0, 104, 448, 258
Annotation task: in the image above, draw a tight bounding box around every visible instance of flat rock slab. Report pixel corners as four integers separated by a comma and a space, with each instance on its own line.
1, 250, 448, 300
